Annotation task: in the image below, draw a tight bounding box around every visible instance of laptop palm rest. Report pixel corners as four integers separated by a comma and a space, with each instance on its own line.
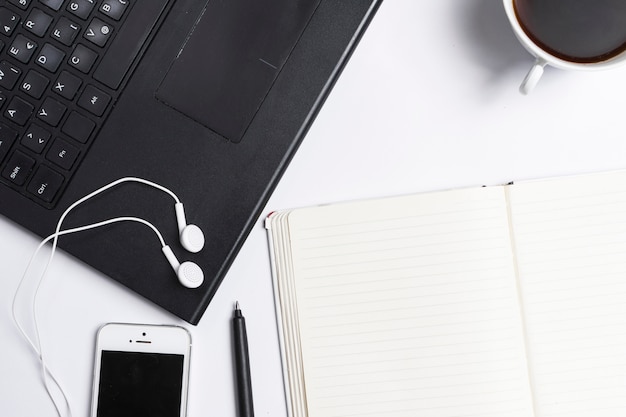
156, 0, 321, 143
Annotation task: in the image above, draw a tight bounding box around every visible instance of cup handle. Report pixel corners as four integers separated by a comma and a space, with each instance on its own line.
519, 59, 547, 95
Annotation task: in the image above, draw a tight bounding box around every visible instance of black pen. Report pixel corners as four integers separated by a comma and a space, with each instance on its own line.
233, 302, 254, 417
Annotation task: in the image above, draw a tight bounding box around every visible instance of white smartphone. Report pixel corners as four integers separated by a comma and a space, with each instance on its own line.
90, 323, 192, 417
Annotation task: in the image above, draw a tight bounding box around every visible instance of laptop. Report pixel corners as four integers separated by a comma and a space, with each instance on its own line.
0, 0, 381, 324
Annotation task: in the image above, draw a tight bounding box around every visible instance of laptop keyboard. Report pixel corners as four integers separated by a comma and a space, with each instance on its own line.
0, 0, 170, 207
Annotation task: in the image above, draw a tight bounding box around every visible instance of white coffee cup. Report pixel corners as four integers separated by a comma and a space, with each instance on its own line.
503, 0, 626, 94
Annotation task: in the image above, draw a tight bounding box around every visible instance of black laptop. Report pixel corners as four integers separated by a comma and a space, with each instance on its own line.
0, 0, 381, 324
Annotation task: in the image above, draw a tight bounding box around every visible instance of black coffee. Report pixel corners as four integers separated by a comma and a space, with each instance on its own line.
514, 0, 626, 63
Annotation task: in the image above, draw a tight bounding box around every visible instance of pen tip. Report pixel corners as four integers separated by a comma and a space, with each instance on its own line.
235, 301, 240, 310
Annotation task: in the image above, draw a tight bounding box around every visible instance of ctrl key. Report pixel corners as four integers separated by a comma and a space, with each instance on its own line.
1, 150, 35, 186
27, 165, 65, 203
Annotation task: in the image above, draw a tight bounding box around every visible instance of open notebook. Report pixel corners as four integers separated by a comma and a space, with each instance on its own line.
266, 170, 626, 417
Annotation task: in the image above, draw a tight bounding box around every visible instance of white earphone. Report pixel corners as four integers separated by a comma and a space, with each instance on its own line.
162, 244, 204, 288
52, 177, 206, 286
12, 177, 207, 417
175, 202, 205, 253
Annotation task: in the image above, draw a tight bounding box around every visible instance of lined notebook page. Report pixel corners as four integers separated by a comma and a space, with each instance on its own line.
508, 171, 626, 417
286, 187, 534, 417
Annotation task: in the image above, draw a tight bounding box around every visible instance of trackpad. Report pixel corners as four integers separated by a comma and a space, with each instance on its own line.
156, 0, 321, 143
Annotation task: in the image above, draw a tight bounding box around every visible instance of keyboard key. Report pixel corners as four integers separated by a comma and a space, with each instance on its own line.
46, 138, 79, 170
0, 61, 22, 89
53, 70, 82, 100
37, 97, 67, 126
0, 7, 20, 36
27, 165, 64, 202
84, 17, 113, 47
8, 0, 32, 11
100, 0, 128, 21
78, 85, 111, 116
68, 44, 97, 73
21, 123, 51, 153
0, 123, 18, 163
67, 0, 96, 20
5, 96, 34, 126
9, 34, 38, 64
51, 17, 81, 46
40, 0, 65, 11
2, 150, 35, 185
24, 8, 54, 37
35, 43, 65, 72
21, 69, 50, 99
62, 111, 94, 143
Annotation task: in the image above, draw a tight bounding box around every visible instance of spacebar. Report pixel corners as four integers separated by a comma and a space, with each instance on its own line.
93, 0, 170, 90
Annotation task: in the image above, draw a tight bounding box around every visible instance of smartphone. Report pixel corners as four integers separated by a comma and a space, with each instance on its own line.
90, 323, 192, 417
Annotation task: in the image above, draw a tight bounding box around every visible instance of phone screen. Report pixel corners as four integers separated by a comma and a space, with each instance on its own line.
96, 350, 185, 417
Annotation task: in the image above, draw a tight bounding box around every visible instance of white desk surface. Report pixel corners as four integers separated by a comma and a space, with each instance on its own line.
3, 1, 626, 416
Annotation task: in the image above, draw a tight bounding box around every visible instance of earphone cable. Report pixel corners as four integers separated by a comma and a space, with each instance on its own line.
12, 216, 167, 417
12, 176, 175, 373
52, 177, 180, 258
13, 177, 182, 417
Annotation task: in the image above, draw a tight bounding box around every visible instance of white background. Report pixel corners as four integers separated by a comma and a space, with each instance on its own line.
3, 1, 626, 416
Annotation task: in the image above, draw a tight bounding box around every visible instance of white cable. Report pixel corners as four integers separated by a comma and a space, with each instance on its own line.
12, 216, 166, 417
50, 177, 179, 275
12, 176, 177, 417
30, 177, 177, 352
41, 177, 177, 369
19, 177, 176, 366
13, 217, 166, 351
50, 177, 179, 282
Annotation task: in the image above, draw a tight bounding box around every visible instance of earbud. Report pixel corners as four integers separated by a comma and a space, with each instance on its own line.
175, 202, 205, 253
162, 245, 204, 288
